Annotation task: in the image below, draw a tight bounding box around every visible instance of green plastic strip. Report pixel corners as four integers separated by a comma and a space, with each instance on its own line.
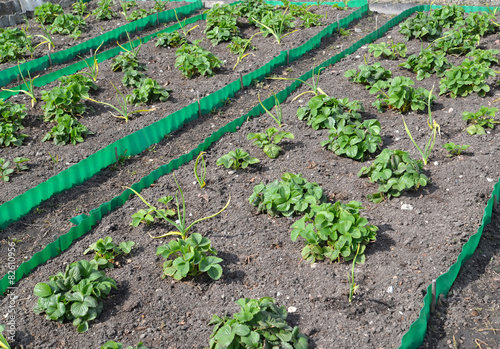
0, 3, 368, 230
0, 0, 202, 88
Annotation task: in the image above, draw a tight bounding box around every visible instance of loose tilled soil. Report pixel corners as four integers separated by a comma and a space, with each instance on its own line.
1, 5, 500, 349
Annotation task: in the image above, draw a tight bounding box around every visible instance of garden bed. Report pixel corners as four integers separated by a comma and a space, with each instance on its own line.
1, 3, 500, 349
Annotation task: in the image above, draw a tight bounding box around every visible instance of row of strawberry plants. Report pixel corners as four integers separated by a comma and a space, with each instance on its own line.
0, 0, 174, 65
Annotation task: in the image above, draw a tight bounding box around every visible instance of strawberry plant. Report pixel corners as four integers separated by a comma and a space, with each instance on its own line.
344, 63, 392, 88
0, 159, 14, 182
175, 42, 223, 78
321, 119, 382, 161
93, 0, 116, 20
84, 236, 135, 269
72, 0, 89, 17
204, 4, 239, 45
33, 260, 117, 333
0, 28, 32, 63
122, 69, 146, 88
112, 50, 144, 72
127, 9, 149, 22
34, 3, 63, 25
296, 94, 364, 130
432, 5, 465, 28
466, 49, 499, 67
462, 106, 499, 135
461, 12, 497, 37
49, 14, 86, 39
291, 201, 378, 264
59, 73, 98, 92
249, 172, 325, 217
369, 76, 435, 113
130, 196, 175, 227
368, 41, 407, 60
235, 0, 273, 24
358, 149, 428, 203
227, 36, 256, 55
157, 233, 223, 280
247, 127, 294, 158
101, 342, 148, 349
216, 149, 259, 170
0, 100, 27, 147
156, 31, 187, 48
126, 78, 171, 105
209, 297, 308, 349
42, 115, 93, 146
399, 48, 451, 80
41, 80, 90, 121
253, 7, 297, 44
286, 0, 324, 28
439, 60, 495, 98
431, 27, 480, 55
399, 12, 441, 41
443, 142, 470, 157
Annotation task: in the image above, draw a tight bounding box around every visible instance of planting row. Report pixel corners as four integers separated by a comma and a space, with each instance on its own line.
0, 0, 193, 69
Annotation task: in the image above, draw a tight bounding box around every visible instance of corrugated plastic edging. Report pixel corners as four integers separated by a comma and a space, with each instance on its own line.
0, 0, 203, 88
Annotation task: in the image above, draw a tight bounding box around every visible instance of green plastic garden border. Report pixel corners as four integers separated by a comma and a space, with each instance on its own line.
0, 1, 368, 229
0, 0, 203, 88
1, 2, 498, 348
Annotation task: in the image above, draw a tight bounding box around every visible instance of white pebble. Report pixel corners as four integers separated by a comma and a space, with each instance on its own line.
288, 306, 297, 313
487, 178, 494, 182
387, 286, 394, 293
401, 204, 413, 211
433, 161, 439, 166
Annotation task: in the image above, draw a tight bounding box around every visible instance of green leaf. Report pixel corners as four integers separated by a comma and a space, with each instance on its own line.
34, 283, 53, 297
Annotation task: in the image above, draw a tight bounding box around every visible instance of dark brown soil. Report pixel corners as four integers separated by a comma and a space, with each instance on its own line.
1, 6, 499, 349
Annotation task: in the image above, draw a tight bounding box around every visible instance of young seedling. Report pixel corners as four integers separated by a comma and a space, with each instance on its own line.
462, 106, 499, 135
130, 194, 175, 226
443, 143, 470, 157
231, 32, 260, 70
84, 82, 154, 122
127, 174, 230, 239
216, 149, 260, 170
34, 23, 55, 52
348, 244, 361, 302
401, 85, 440, 165
252, 7, 298, 44
174, 9, 199, 39
84, 236, 135, 269
247, 127, 294, 158
258, 93, 284, 127
101, 341, 149, 349
80, 42, 103, 82
0, 159, 14, 182
194, 151, 207, 188
13, 157, 29, 171
2, 64, 39, 108
269, 66, 327, 100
